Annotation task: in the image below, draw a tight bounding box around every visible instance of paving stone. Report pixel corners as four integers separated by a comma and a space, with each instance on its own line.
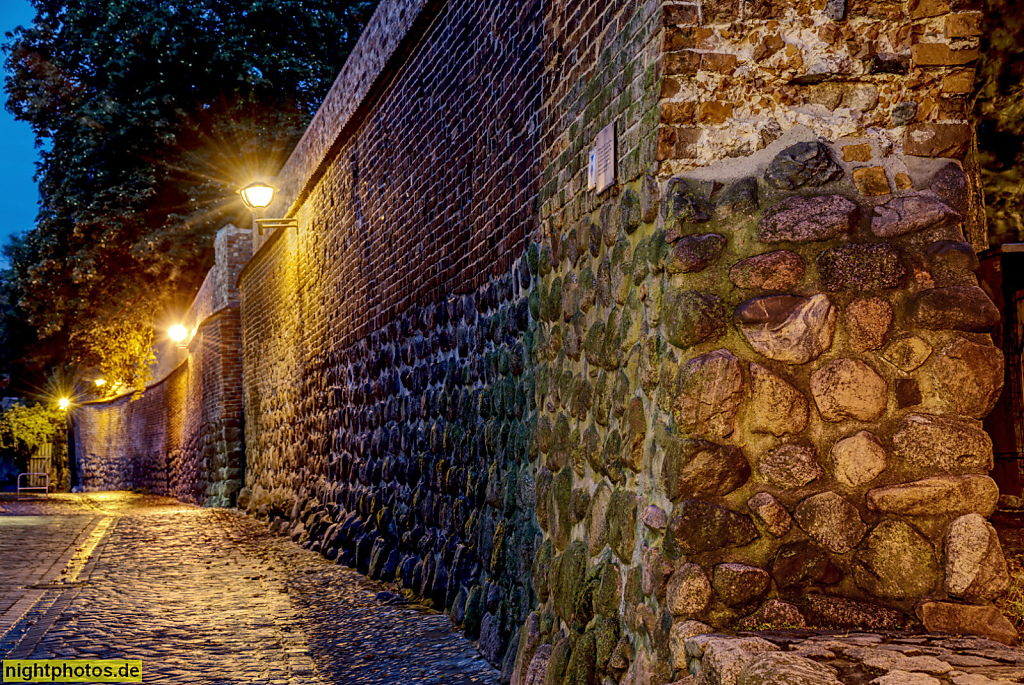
736, 652, 842, 685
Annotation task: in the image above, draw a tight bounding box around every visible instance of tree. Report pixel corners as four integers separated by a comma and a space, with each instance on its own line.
2, 0, 376, 389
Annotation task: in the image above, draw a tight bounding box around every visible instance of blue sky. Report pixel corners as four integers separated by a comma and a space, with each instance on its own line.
0, 0, 39, 250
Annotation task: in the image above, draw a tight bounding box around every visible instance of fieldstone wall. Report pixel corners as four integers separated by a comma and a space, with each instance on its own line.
234, 0, 1017, 680
74, 226, 250, 506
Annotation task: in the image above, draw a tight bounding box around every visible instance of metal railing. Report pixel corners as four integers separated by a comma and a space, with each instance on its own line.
17, 472, 49, 500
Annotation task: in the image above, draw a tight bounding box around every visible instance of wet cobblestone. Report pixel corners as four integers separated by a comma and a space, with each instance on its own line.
0, 493, 498, 684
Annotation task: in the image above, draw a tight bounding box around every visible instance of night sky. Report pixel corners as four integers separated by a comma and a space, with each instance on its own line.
0, 0, 40, 252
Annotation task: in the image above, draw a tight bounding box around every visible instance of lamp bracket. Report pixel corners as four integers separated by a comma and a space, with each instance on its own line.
255, 218, 298, 236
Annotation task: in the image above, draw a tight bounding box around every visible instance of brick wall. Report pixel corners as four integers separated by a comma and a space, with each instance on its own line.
74, 225, 251, 506
235, 0, 1014, 680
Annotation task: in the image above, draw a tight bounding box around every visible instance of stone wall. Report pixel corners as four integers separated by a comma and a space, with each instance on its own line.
236, 0, 1016, 681
74, 225, 250, 506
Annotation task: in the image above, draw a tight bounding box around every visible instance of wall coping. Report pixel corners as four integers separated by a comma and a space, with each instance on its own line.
266, 0, 444, 230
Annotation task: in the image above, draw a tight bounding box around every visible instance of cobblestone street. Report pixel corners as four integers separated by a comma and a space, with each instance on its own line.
0, 492, 498, 684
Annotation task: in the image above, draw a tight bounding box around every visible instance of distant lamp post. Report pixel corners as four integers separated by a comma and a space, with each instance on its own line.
169, 324, 189, 347
94, 379, 106, 388
58, 397, 70, 410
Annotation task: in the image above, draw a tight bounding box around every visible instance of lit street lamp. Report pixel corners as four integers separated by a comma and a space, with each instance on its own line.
238, 181, 276, 210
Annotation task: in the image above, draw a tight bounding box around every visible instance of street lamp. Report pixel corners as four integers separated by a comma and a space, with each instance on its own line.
58, 397, 70, 410
239, 181, 276, 210
169, 324, 189, 347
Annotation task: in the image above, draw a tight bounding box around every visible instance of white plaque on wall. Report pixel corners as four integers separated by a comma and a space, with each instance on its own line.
594, 122, 616, 194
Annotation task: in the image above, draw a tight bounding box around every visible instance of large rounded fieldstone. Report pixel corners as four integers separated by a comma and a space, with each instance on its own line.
866, 475, 1000, 518
662, 287, 726, 350
747, 492, 792, 537
586, 483, 612, 557
871, 191, 961, 238
716, 177, 759, 216
817, 243, 905, 291
735, 294, 836, 365
891, 413, 993, 474
845, 297, 893, 351
793, 492, 867, 554
673, 349, 744, 439
933, 338, 1005, 419
662, 437, 750, 500
810, 358, 887, 422
764, 141, 844, 190
853, 519, 939, 600
713, 563, 771, 606
552, 541, 588, 623
748, 363, 809, 436
606, 489, 637, 563
757, 195, 857, 243
758, 443, 823, 488
906, 286, 999, 332
944, 513, 1010, 601
730, 250, 805, 291
771, 541, 841, 589
667, 233, 727, 274
665, 563, 713, 617
668, 499, 758, 555
831, 430, 887, 487
925, 240, 980, 287
737, 652, 842, 685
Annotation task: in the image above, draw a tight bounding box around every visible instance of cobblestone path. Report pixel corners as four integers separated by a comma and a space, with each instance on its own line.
0, 493, 498, 685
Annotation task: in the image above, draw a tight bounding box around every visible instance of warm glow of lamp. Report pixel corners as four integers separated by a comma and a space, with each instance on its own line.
169, 324, 189, 343
239, 181, 276, 209
58, 397, 70, 410
94, 378, 106, 387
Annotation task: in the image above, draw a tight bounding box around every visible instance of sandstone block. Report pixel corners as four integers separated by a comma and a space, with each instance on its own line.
673, 349, 744, 439
905, 123, 971, 158
748, 492, 792, 537
748, 363, 809, 436
810, 358, 888, 422
794, 492, 867, 554
832, 430, 887, 487
911, 44, 980, 67
735, 294, 836, 365
853, 166, 891, 196
758, 444, 823, 488
845, 297, 892, 351
933, 338, 1005, 419
871, 191, 961, 238
757, 195, 857, 243
891, 413, 993, 474
729, 251, 805, 291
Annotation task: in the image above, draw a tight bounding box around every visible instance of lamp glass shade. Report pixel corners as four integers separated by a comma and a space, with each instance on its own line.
168, 324, 189, 342
239, 182, 275, 209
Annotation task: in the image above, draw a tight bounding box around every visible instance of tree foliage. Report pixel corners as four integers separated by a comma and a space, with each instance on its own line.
2, 0, 375, 385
